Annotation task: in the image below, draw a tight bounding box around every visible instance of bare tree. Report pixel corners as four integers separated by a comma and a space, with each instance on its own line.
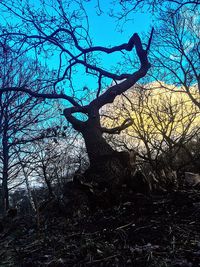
110, 0, 199, 22
22, 127, 82, 197
150, 8, 200, 109
0, 40, 55, 213
0, 0, 153, 194
102, 83, 200, 172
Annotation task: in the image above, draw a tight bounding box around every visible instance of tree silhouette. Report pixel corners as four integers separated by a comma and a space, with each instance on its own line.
0, 1, 154, 193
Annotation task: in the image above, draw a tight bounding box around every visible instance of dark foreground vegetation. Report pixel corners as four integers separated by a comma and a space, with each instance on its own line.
1, 180, 200, 267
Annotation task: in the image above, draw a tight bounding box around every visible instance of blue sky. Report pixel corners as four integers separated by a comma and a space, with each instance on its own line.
0, 0, 153, 103
67, 1, 153, 96
85, 1, 152, 46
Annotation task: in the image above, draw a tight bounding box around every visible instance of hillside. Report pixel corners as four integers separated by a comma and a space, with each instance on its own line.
1, 188, 200, 267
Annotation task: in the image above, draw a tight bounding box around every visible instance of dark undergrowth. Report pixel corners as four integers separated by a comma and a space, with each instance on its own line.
1, 189, 200, 267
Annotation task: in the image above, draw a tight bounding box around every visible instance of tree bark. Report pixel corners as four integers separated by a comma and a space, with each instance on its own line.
81, 121, 114, 164
75, 113, 134, 204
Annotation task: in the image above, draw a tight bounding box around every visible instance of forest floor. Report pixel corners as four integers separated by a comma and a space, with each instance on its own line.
1, 189, 200, 267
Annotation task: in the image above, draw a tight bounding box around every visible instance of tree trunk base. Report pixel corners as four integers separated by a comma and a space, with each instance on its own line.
68, 151, 153, 211
85, 152, 130, 187
82, 152, 149, 206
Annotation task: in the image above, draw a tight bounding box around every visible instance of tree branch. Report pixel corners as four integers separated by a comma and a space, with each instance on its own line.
90, 30, 153, 109
102, 118, 134, 134
63, 106, 88, 131
0, 86, 81, 107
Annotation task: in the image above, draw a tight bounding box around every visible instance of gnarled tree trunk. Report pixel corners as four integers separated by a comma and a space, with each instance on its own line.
65, 108, 136, 205
81, 118, 114, 164
0, 28, 153, 207
62, 32, 153, 204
